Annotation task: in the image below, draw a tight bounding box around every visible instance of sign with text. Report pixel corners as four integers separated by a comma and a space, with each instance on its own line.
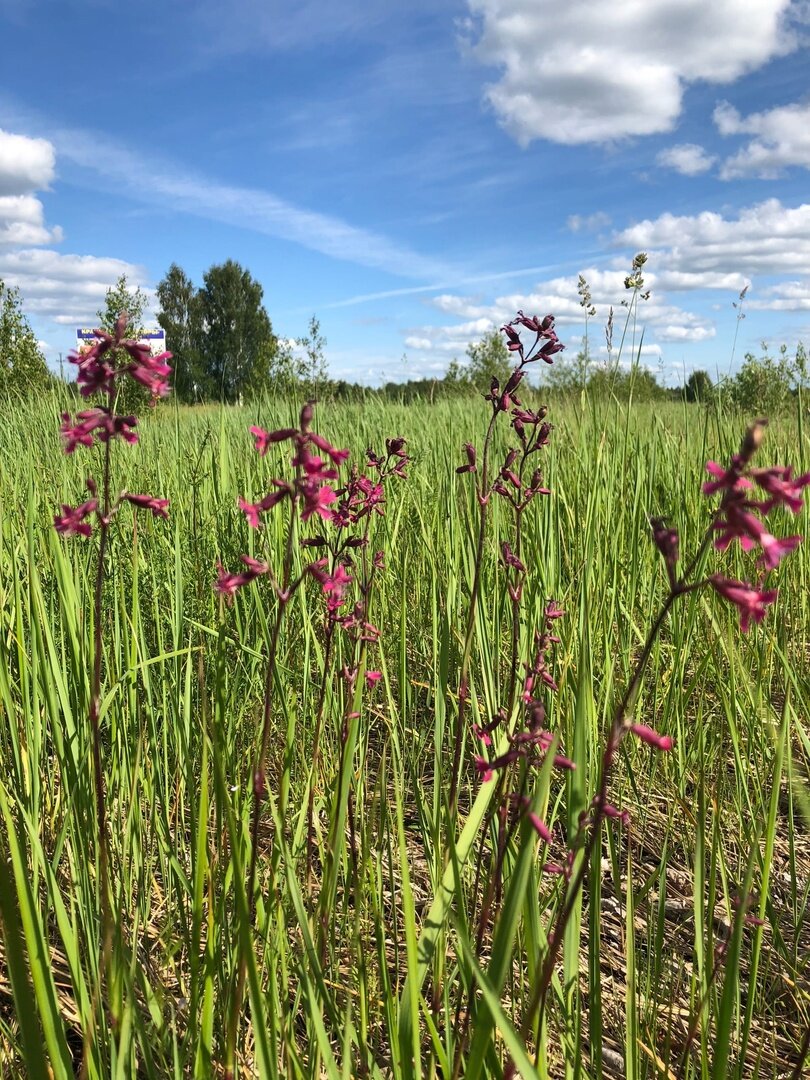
76, 328, 167, 355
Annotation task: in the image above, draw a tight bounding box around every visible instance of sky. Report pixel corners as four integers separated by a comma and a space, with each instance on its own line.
2, 0, 810, 386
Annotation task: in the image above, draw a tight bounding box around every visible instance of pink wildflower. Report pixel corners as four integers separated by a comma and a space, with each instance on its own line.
629, 724, 674, 751
710, 575, 778, 632
752, 466, 810, 515
54, 499, 97, 537
308, 432, 350, 465
300, 482, 337, 522
213, 556, 267, 602
250, 425, 297, 456
702, 458, 752, 497
238, 487, 289, 528
123, 494, 170, 518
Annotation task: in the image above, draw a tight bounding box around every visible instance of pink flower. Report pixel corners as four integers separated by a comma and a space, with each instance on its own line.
293, 445, 338, 482
650, 516, 679, 568
60, 410, 100, 452
702, 459, 752, 497
629, 724, 674, 751
501, 324, 523, 356
456, 442, 477, 474
54, 499, 97, 537
238, 486, 289, 528
365, 670, 382, 686
752, 466, 810, 515
123, 494, 170, 518
71, 353, 116, 398
526, 812, 553, 843
127, 350, 172, 399
250, 425, 297, 456
602, 803, 630, 825
239, 554, 269, 575
711, 575, 778, 632
308, 432, 349, 465
300, 482, 337, 522
501, 541, 526, 574
714, 506, 802, 570
213, 556, 267, 601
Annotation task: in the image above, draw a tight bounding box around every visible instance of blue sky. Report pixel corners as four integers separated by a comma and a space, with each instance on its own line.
2, 0, 810, 385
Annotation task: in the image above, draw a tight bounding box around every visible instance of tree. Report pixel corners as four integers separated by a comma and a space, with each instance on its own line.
542, 348, 591, 394
294, 315, 330, 398
445, 329, 514, 393
97, 274, 147, 339
684, 369, 713, 403
156, 264, 203, 402
96, 275, 153, 409
0, 279, 51, 399
196, 260, 274, 403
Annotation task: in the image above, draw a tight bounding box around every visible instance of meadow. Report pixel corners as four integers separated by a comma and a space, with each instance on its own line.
0, 365, 808, 1078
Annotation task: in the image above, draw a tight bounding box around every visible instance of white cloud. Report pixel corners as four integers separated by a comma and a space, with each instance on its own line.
465, 0, 794, 145
656, 143, 716, 176
715, 99, 810, 178
404, 336, 435, 350
48, 125, 451, 281
613, 199, 810, 276
746, 280, 810, 311
0, 194, 62, 246
0, 127, 142, 327
0, 128, 55, 195
413, 267, 715, 362
0, 248, 149, 324
567, 211, 611, 233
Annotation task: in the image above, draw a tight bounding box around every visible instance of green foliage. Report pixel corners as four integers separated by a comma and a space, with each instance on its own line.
196, 260, 274, 403
541, 348, 593, 394
684, 369, 714, 403
156, 263, 204, 402
585, 362, 669, 402
155, 260, 312, 403
0, 279, 52, 399
0, 392, 807, 1076
445, 328, 513, 392
721, 342, 808, 415
97, 273, 148, 339
294, 315, 331, 399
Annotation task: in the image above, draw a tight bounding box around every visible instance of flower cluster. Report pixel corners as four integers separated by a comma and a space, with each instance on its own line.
69, 312, 172, 402
473, 603, 572, 845
499, 312, 564, 372
234, 406, 349, 535
216, 405, 410, 667
54, 312, 172, 539
702, 421, 808, 630
308, 438, 410, 684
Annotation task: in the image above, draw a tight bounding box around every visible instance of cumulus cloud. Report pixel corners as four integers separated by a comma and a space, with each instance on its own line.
465, 0, 795, 145
0, 128, 56, 195
0, 194, 62, 246
715, 99, 810, 178
746, 280, 810, 312
0, 248, 149, 324
413, 267, 715, 362
613, 198, 810, 276
0, 125, 153, 331
656, 143, 716, 176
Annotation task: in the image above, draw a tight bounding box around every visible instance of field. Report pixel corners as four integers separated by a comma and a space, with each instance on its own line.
0, 385, 808, 1078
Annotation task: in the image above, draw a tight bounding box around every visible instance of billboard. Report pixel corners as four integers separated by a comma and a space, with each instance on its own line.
76, 328, 167, 355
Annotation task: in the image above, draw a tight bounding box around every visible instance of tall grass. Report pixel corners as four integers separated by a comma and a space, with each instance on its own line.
0, 385, 808, 1077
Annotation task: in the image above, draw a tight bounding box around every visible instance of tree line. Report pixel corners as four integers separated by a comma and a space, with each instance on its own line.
0, 266, 808, 414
